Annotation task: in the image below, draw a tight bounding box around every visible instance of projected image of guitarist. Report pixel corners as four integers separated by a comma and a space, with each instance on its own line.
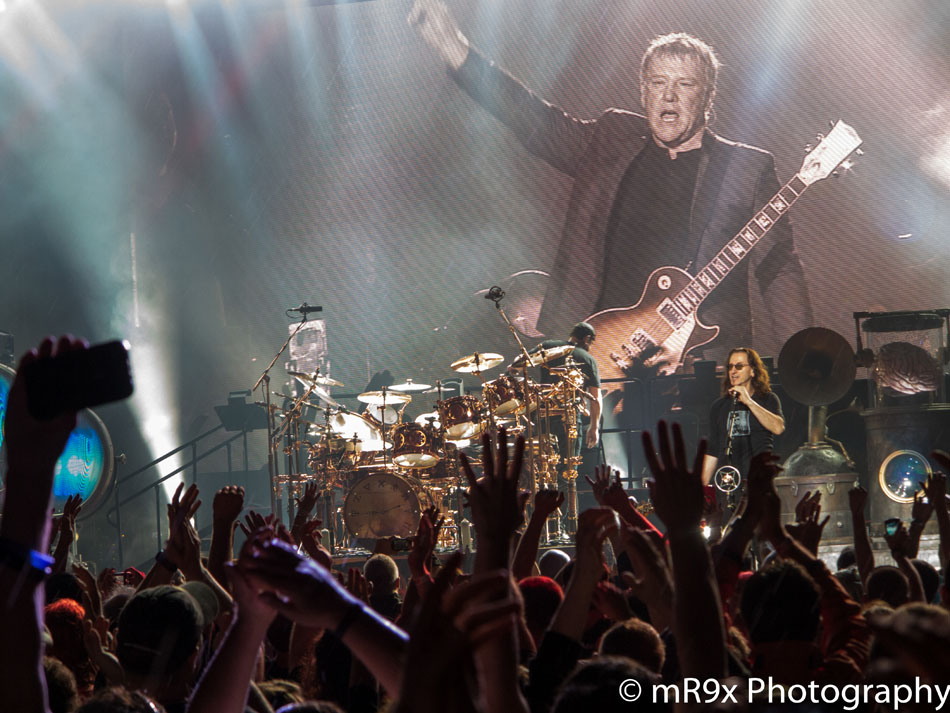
410, 6, 815, 376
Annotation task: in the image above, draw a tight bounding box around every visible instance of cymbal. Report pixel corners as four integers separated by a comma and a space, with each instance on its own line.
288, 370, 344, 388
357, 390, 412, 406
390, 379, 433, 393
451, 352, 504, 373
512, 344, 575, 368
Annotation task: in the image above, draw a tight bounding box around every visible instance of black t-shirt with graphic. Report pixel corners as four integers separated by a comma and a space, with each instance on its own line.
708, 391, 782, 477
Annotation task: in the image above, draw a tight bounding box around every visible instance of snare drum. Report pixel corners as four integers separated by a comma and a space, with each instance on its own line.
483, 375, 525, 416
437, 395, 486, 440
392, 422, 441, 469
343, 469, 427, 539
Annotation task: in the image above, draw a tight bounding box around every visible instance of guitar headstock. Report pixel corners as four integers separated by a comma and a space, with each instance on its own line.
798, 120, 863, 186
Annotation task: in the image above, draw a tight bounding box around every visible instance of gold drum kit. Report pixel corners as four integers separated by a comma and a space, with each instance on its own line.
269, 342, 593, 552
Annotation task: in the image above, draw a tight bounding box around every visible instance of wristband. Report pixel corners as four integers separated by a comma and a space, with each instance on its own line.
0, 536, 54, 582
333, 603, 365, 640
155, 550, 178, 573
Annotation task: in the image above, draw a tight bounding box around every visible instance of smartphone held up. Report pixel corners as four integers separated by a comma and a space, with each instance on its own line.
23, 340, 134, 420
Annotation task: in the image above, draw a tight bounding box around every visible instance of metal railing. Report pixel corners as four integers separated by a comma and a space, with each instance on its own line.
106, 424, 254, 566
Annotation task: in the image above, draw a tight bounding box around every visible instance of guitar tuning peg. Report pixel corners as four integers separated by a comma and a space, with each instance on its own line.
815, 133, 824, 141
804, 143, 814, 154
855, 148, 864, 156
829, 120, 836, 129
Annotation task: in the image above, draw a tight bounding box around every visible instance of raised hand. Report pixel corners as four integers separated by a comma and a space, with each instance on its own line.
409, 512, 441, 591
59, 494, 83, 538
848, 486, 868, 516
591, 580, 633, 622
167, 482, 201, 535
291, 482, 321, 543
585, 465, 611, 506
743, 451, 782, 526
236, 535, 352, 630
395, 553, 520, 713
794, 490, 821, 524
911, 490, 934, 526
619, 526, 673, 609
533, 489, 565, 520
238, 510, 273, 540
921, 467, 948, 513
72, 562, 103, 618
642, 421, 706, 535
786, 498, 830, 556
346, 567, 373, 604
213, 485, 245, 525
574, 507, 620, 570
165, 507, 204, 577
459, 427, 526, 568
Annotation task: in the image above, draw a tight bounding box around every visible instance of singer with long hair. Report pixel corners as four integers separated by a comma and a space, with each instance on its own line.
701, 347, 785, 486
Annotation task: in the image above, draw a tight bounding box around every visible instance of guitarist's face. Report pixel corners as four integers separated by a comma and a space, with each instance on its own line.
640, 53, 708, 152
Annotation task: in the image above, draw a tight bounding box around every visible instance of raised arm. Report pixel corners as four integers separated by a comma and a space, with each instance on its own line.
848, 486, 875, 585
408, 0, 596, 176
208, 486, 245, 586
239, 537, 409, 695
0, 336, 86, 713
512, 489, 564, 581
643, 420, 727, 680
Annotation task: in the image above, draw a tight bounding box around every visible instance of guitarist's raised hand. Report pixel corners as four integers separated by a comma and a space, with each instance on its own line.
621, 344, 669, 381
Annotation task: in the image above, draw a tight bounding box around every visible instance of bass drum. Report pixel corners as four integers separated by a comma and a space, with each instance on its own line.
343, 469, 429, 539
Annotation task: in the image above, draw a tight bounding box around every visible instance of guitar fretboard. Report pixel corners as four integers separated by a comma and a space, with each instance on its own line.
668, 175, 810, 318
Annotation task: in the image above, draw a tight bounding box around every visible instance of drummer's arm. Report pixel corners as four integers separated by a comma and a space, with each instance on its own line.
584, 386, 602, 448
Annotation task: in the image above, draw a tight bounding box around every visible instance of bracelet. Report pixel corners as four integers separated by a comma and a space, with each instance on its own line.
333, 603, 365, 640
155, 550, 178, 573
0, 536, 54, 582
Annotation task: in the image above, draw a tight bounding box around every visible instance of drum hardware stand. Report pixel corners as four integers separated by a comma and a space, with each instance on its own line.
486, 285, 541, 503
252, 313, 315, 521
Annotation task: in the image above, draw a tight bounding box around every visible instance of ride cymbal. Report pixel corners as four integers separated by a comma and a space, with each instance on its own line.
511, 344, 575, 368
357, 390, 412, 406
390, 379, 433, 393
451, 352, 504, 373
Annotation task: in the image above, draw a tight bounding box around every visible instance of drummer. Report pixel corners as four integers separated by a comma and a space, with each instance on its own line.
513, 321, 602, 459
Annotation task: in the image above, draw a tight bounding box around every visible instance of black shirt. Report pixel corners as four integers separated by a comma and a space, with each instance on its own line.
598, 140, 703, 311
533, 339, 600, 390
708, 391, 782, 477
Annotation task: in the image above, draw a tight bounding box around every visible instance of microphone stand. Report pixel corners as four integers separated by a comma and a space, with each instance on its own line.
487, 288, 540, 505
251, 312, 313, 520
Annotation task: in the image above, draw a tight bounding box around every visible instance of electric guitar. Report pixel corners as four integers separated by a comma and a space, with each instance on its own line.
586, 120, 863, 383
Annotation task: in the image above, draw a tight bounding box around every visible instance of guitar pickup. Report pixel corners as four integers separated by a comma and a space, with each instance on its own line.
658, 299, 687, 329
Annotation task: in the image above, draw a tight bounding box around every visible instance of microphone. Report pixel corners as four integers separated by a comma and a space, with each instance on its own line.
485, 286, 505, 303
289, 303, 323, 315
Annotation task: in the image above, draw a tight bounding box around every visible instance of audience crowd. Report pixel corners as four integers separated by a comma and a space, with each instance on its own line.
3, 336, 950, 713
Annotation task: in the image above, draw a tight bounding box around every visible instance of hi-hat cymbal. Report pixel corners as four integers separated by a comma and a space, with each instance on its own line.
451, 352, 504, 373
288, 370, 344, 388
512, 344, 575, 368
390, 379, 433, 393
357, 390, 412, 406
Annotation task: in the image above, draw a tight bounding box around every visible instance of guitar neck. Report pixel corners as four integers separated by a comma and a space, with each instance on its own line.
671, 173, 810, 315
